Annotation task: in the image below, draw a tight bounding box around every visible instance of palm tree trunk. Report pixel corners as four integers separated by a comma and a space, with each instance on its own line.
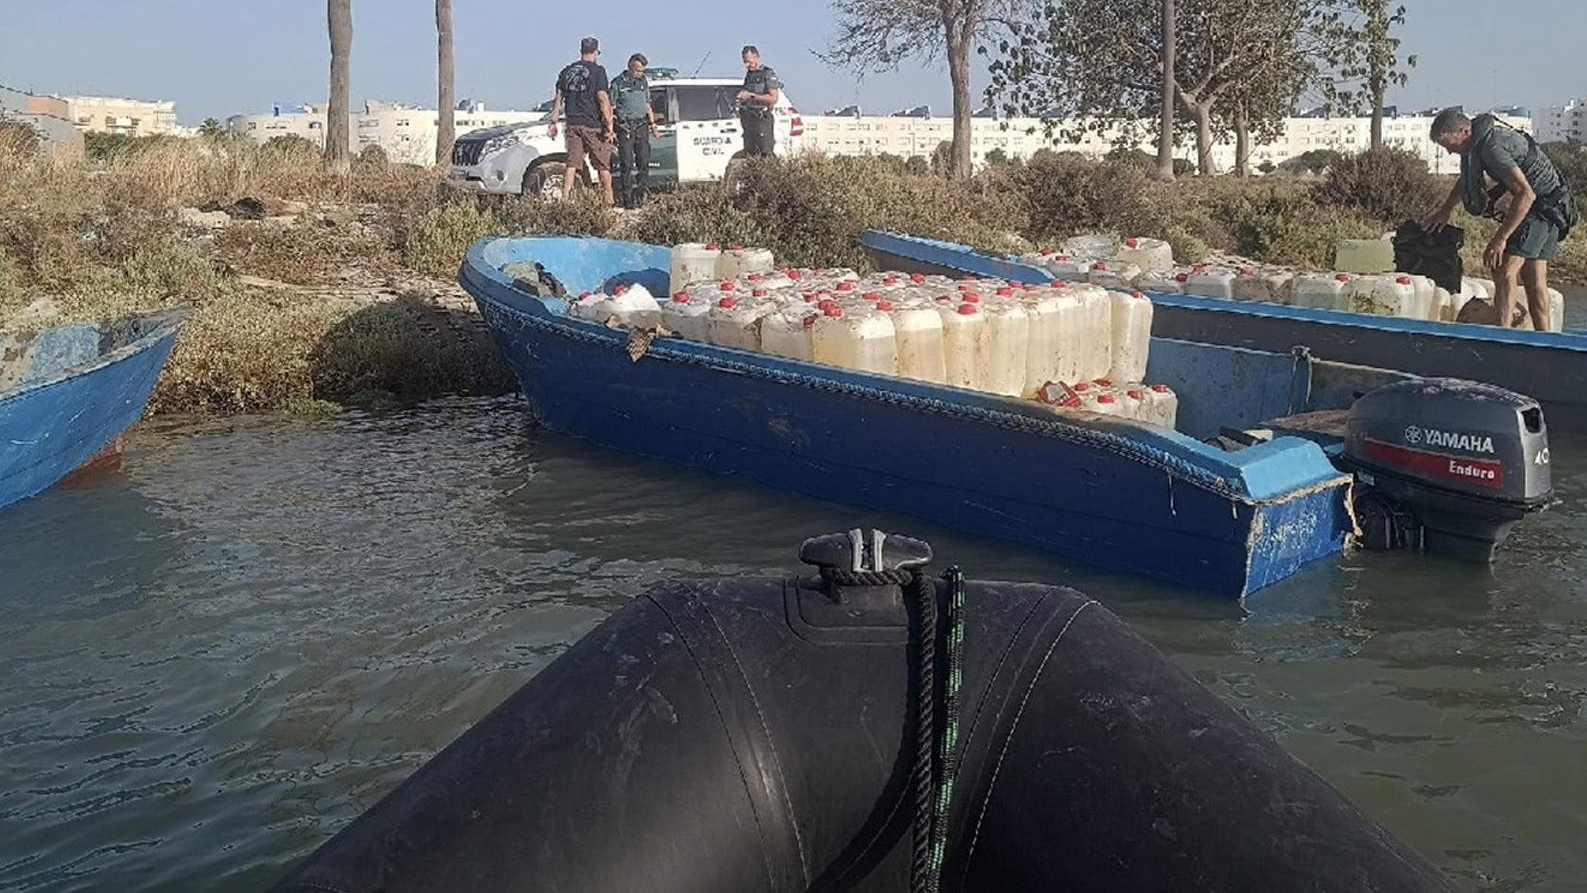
326, 0, 353, 173
435, 0, 455, 166
1156, 0, 1176, 182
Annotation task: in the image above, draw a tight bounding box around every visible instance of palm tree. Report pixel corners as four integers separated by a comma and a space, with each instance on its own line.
435, 0, 455, 166
326, 0, 353, 173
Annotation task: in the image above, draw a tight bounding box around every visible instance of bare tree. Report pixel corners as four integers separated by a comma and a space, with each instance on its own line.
824, 0, 1026, 179
435, 0, 455, 166
1156, 0, 1176, 181
326, 0, 353, 173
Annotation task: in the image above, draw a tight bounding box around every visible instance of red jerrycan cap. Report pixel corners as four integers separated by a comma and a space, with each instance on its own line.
823, 305, 844, 317
1335, 273, 1352, 282
837, 281, 856, 292
717, 296, 739, 308
957, 303, 979, 314
910, 273, 926, 283
720, 281, 737, 291
1124, 237, 1139, 248
1175, 273, 1189, 282
877, 300, 896, 311
1097, 394, 1117, 404
1151, 383, 1171, 393
1396, 275, 1412, 284
705, 241, 721, 249
671, 292, 691, 303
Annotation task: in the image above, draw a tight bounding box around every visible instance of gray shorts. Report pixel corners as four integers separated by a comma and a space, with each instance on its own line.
1506, 213, 1560, 261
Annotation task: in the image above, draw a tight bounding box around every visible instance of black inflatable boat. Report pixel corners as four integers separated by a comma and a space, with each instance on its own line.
267, 531, 1455, 893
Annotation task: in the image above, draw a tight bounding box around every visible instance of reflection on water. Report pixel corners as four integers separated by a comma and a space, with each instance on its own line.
0, 397, 1583, 892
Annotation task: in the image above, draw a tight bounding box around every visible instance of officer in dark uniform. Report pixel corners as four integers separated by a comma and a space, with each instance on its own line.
736, 45, 782, 157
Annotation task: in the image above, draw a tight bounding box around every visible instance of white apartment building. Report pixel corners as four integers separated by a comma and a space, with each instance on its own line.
1535, 100, 1585, 144
57, 95, 178, 137
798, 111, 1533, 175
226, 101, 547, 166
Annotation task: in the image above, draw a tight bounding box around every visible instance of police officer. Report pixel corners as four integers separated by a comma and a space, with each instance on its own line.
610, 53, 660, 209
736, 45, 782, 157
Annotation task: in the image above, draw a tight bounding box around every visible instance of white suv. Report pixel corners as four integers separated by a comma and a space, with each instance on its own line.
446, 69, 804, 198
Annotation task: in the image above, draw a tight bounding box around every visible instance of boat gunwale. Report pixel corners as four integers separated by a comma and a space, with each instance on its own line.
0, 309, 188, 408
462, 237, 1351, 507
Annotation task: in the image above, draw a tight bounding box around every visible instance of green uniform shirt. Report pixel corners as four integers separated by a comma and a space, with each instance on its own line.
610, 71, 651, 123
1476, 124, 1564, 199
741, 65, 783, 116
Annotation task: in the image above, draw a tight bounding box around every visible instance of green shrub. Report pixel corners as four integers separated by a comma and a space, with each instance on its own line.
493, 193, 614, 237
355, 144, 389, 168
401, 201, 502, 278
1312, 147, 1444, 225
116, 243, 227, 300
1213, 186, 1379, 268
216, 219, 387, 285
1542, 141, 1587, 202
308, 295, 512, 403
1277, 149, 1345, 175
262, 134, 321, 160
1007, 151, 1163, 244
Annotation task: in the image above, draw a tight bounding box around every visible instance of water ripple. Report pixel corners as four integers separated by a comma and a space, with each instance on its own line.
0, 397, 1582, 892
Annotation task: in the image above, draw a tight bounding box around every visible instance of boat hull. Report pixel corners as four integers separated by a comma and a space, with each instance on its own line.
0, 312, 183, 510
463, 239, 1349, 597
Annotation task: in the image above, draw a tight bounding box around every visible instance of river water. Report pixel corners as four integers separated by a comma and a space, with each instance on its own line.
1, 397, 1584, 893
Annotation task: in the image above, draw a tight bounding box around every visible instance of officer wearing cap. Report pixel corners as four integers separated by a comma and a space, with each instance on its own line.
610, 52, 660, 209
736, 45, 782, 157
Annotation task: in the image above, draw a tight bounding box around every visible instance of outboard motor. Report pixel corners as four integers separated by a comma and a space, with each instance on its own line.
1340, 378, 1552, 560
265, 531, 1456, 893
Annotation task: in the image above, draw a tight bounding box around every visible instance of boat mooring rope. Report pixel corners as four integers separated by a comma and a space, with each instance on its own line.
921, 566, 968, 893
816, 562, 966, 893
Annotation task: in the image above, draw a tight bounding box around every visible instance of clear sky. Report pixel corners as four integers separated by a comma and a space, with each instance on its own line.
0, 0, 1582, 123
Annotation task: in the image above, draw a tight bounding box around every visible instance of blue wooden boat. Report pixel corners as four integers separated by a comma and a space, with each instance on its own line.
459, 236, 1416, 597
860, 229, 1587, 432
0, 310, 185, 510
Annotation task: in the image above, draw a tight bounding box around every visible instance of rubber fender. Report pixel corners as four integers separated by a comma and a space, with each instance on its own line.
266, 575, 1454, 893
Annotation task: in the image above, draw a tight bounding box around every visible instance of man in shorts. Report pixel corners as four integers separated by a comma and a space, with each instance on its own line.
548, 37, 615, 205
1423, 109, 1577, 330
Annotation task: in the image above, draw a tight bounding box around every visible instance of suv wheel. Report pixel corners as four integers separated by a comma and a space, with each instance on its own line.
523, 162, 569, 200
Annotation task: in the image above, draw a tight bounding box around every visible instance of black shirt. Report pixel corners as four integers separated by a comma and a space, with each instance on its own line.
556, 60, 609, 129
740, 66, 783, 116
